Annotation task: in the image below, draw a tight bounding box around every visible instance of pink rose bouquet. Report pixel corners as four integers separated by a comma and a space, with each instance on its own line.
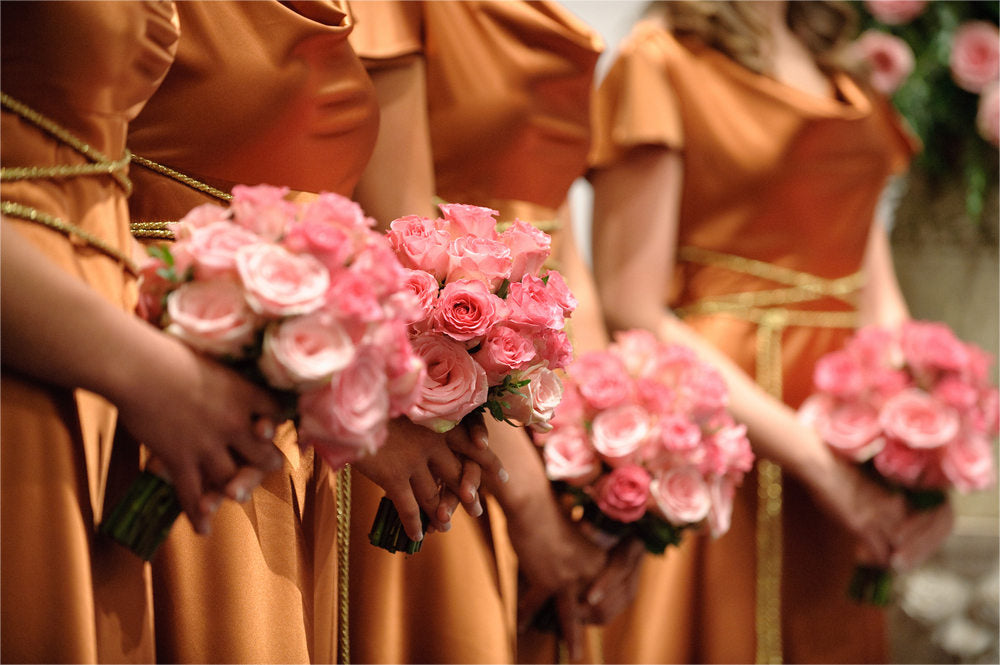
368, 203, 577, 553
533, 329, 754, 555
101, 185, 425, 559
799, 320, 998, 604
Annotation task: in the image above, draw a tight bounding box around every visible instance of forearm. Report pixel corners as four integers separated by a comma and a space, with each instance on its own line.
556, 203, 609, 355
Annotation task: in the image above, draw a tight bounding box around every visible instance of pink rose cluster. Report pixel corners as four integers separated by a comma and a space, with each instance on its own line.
138, 184, 426, 469
533, 329, 754, 553
799, 321, 999, 494
385, 203, 575, 433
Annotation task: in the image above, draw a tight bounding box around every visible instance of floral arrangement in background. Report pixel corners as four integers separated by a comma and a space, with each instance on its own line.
533, 329, 754, 554
799, 319, 999, 604
850, 0, 1000, 222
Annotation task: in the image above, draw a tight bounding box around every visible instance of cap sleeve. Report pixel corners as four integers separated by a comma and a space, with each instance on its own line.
348, 0, 423, 62
872, 93, 921, 175
589, 21, 684, 170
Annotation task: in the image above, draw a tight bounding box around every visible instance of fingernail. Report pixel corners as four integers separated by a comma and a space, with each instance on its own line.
198, 517, 212, 536
414, 530, 424, 542
206, 495, 223, 515
587, 587, 605, 605
471, 500, 483, 518
233, 487, 250, 503
476, 435, 489, 450
268, 455, 283, 472
498, 469, 509, 484
439, 521, 451, 533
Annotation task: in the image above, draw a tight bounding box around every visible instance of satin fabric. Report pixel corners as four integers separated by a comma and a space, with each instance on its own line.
590, 20, 916, 664
125, 2, 377, 662
0, 2, 179, 661
348, 3, 603, 663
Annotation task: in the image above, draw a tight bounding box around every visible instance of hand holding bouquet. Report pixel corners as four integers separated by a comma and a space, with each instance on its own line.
533, 328, 754, 554
368, 203, 577, 553
799, 320, 998, 604
101, 185, 425, 559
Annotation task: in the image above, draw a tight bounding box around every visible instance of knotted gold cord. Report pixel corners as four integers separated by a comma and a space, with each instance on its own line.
676, 246, 862, 665
336, 464, 352, 664
128, 155, 233, 241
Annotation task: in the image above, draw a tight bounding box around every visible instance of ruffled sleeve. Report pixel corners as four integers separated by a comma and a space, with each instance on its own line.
589, 20, 684, 170
347, 0, 423, 63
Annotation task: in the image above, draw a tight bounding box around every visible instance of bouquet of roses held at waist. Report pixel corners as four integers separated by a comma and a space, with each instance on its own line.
102, 185, 426, 559
533, 329, 754, 554
798, 320, 998, 603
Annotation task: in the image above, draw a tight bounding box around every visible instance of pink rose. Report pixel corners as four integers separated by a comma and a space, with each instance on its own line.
236, 243, 330, 317
186, 221, 262, 279
950, 21, 1000, 94
873, 437, 934, 486
974, 387, 999, 437
864, 0, 927, 25
473, 325, 537, 384
542, 426, 601, 486
646, 343, 700, 383
880, 389, 960, 449
298, 347, 390, 468
506, 274, 565, 331
348, 238, 409, 301
846, 325, 897, 370
407, 333, 489, 433
853, 30, 915, 95
229, 184, 295, 240
649, 467, 711, 527
400, 269, 440, 324
137, 250, 192, 323
282, 220, 353, 271
613, 328, 660, 376
501, 364, 564, 432
257, 312, 356, 390
532, 328, 574, 371
900, 320, 970, 375
500, 220, 551, 281
932, 376, 981, 412
326, 269, 382, 323
591, 404, 651, 466
800, 395, 885, 462
941, 433, 996, 492
172, 202, 231, 238
814, 349, 866, 399
702, 422, 754, 477
654, 414, 703, 453
594, 465, 651, 524
300, 191, 374, 230
446, 235, 512, 291
165, 279, 258, 358
438, 203, 500, 239
542, 270, 578, 315
678, 364, 729, 420
548, 381, 586, 430
707, 475, 736, 538
977, 82, 1000, 147
387, 215, 451, 280
570, 352, 632, 411
367, 321, 426, 417
634, 378, 677, 416
431, 279, 506, 343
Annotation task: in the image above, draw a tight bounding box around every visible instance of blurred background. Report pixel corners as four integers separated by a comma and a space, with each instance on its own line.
562, 1, 999, 662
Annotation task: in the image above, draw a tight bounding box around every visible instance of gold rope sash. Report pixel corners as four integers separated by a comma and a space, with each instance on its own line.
676, 246, 862, 665
128, 155, 233, 240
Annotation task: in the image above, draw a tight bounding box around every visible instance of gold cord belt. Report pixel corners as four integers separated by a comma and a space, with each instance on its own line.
1, 92, 137, 274
128, 155, 232, 240
676, 246, 862, 665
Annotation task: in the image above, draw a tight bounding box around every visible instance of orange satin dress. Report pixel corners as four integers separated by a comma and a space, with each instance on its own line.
125, 2, 377, 662
0, 2, 179, 662
348, 2, 603, 663
589, 21, 916, 665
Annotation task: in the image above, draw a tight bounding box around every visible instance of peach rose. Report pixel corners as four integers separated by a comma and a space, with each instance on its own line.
950, 21, 1000, 94
165, 279, 258, 358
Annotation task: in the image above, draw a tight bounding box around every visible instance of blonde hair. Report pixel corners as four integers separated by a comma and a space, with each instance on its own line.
646, 1, 858, 74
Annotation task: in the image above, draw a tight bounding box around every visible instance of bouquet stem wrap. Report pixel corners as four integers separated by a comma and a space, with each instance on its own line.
99, 471, 181, 561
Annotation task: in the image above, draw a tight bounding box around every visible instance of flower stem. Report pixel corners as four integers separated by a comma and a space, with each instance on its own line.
99, 470, 181, 561
368, 496, 429, 554
848, 565, 893, 606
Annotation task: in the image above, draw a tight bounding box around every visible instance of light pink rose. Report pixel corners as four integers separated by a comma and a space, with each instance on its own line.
570, 352, 632, 411
655, 414, 703, 453
846, 325, 898, 370
298, 347, 390, 468
172, 202, 231, 238
186, 221, 262, 279
431, 279, 506, 343
950, 21, 1000, 94
349, 238, 409, 301
473, 325, 537, 384
542, 426, 601, 486
645, 343, 700, 384
501, 364, 564, 432
800, 395, 885, 462
634, 378, 677, 416
532, 328, 574, 370
282, 220, 353, 271
900, 320, 970, 375
500, 220, 551, 281
880, 389, 961, 449
702, 423, 754, 477
591, 404, 651, 466
707, 475, 736, 538
864, 0, 927, 25
165, 279, 258, 358
649, 467, 711, 527
300, 191, 374, 230
407, 333, 489, 433
594, 464, 651, 524
548, 381, 586, 430
678, 364, 729, 420
236, 243, 329, 317
505, 274, 565, 331
873, 437, 934, 486
613, 328, 660, 376
257, 312, 356, 390
543, 270, 578, 315
446, 235, 513, 291
932, 376, 981, 412
974, 387, 1000, 437
399, 269, 440, 324
229, 184, 295, 240
853, 30, 915, 95
814, 349, 867, 399
977, 82, 1000, 147
869, 367, 913, 404
941, 433, 996, 492
137, 249, 193, 322
387, 215, 452, 280
438, 203, 500, 239
325, 269, 382, 323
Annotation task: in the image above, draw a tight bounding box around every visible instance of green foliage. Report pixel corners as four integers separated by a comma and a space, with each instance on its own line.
853, 0, 1000, 222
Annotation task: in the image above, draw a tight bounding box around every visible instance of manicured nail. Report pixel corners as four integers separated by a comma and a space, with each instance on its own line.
587, 587, 605, 606
206, 495, 223, 515
471, 499, 483, 518
233, 486, 250, 503
498, 469, 510, 484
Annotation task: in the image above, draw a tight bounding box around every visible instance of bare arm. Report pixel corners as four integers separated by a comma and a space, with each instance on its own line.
556, 201, 609, 355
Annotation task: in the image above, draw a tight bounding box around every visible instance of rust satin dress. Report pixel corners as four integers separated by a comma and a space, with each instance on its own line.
0, 2, 179, 662
348, 2, 603, 663
126, 2, 377, 662
589, 21, 916, 665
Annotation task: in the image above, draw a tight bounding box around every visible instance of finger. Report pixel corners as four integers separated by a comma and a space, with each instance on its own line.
891, 504, 955, 572
458, 459, 481, 505
556, 588, 584, 663
200, 449, 239, 492
445, 425, 506, 483
230, 418, 284, 473
409, 471, 446, 532
436, 488, 460, 529
384, 487, 424, 543
170, 466, 210, 535
517, 584, 554, 635
464, 411, 489, 450
224, 466, 267, 503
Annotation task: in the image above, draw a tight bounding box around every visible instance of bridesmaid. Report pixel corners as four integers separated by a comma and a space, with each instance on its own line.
126, 2, 500, 662
347, 2, 645, 663
589, 2, 955, 662
1, 2, 282, 661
